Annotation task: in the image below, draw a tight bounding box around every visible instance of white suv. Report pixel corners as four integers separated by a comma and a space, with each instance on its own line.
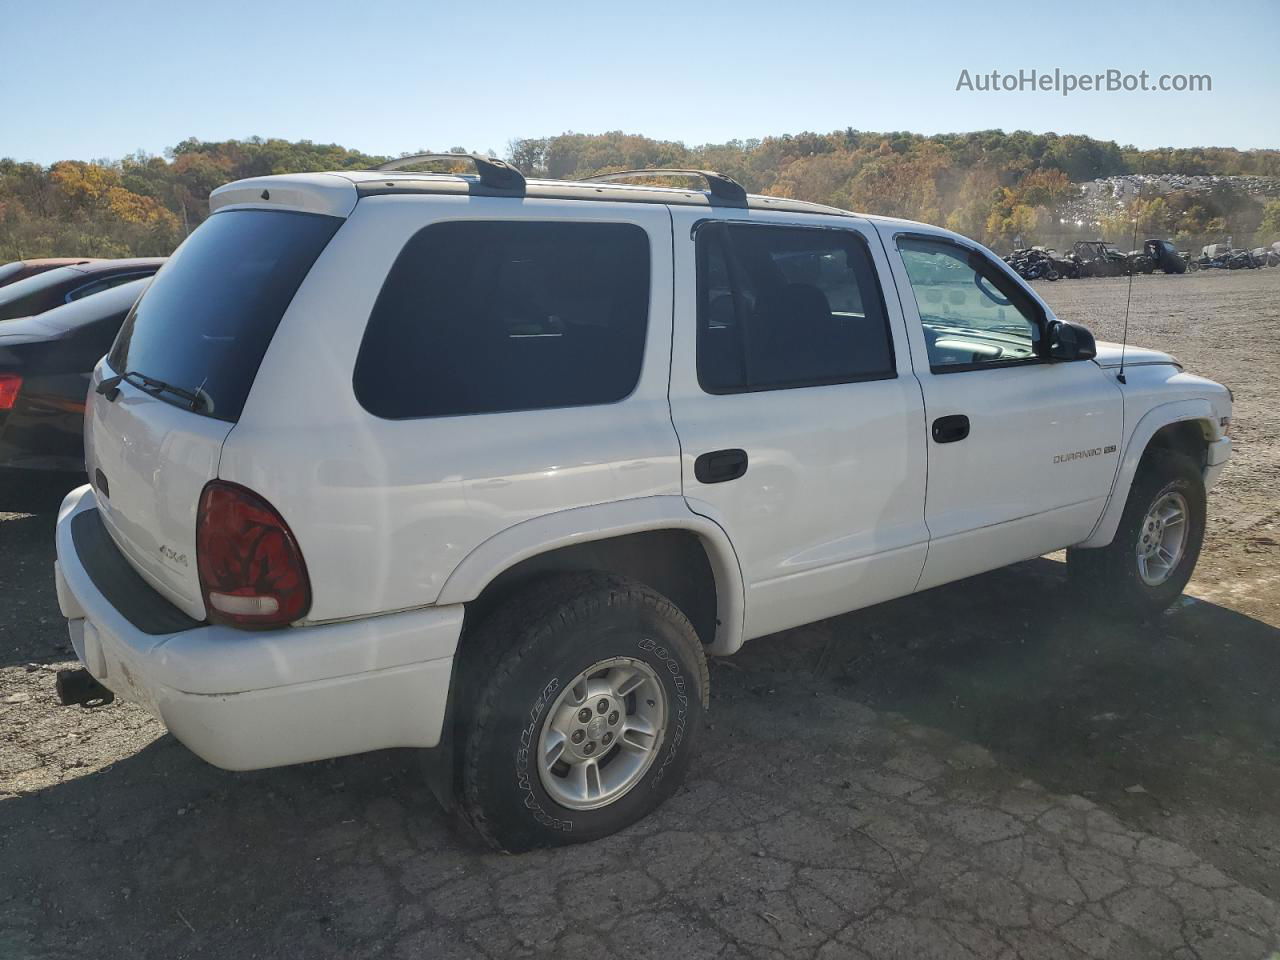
53, 156, 1231, 851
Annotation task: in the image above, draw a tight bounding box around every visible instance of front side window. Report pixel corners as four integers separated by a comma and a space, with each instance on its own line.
896, 237, 1043, 371
696, 222, 894, 393
355, 220, 651, 419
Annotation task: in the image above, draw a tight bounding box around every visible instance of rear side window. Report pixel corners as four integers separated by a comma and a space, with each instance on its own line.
355, 220, 650, 419
108, 209, 342, 422
696, 222, 894, 393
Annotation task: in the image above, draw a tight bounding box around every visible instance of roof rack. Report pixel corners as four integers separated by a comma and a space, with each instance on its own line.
373, 153, 525, 193
579, 169, 747, 205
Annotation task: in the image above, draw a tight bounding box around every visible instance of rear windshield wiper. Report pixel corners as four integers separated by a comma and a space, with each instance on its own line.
97, 371, 207, 411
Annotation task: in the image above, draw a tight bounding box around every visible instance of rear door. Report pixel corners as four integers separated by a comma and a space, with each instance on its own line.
88, 205, 344, 619
667, 206, 929, 642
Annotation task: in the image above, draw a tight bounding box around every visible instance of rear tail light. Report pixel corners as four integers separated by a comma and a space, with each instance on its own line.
196, 481, 311, 629
0, 373, 21, 411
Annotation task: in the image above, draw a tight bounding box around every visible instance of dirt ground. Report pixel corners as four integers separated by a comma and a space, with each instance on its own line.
1, 269, 1278, 959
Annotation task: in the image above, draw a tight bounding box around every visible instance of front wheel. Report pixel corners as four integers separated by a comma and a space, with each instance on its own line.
458, 573, 709, 852
1067, 449, 1206, 619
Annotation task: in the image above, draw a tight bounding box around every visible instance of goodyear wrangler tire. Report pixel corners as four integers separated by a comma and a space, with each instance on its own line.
1067, 449, 1206, 620
459, 573, 709, 852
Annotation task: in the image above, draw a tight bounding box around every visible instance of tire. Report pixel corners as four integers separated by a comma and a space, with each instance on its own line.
1067, 449, 1206, 620
458, 573, 709, 852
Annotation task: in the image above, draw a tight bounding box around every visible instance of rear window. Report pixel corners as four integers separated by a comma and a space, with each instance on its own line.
354, 220, 650, 419
107, 209, 342, 422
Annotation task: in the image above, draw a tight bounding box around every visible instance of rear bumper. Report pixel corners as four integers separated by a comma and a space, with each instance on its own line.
54, 484, 464, 770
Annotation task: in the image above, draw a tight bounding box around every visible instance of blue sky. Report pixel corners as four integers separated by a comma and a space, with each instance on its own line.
4, 0, 1276, 164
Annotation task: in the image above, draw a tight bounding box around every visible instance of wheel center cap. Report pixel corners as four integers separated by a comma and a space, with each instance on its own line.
586, 716, 607, 740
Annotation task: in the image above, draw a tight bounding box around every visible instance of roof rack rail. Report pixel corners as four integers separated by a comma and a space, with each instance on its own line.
579, 169, 747, 205
373, 153, 525, 192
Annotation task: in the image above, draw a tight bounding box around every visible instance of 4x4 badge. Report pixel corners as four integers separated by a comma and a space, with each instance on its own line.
159, 545, 189, 567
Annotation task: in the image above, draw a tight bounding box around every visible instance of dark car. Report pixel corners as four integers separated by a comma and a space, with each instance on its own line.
1142, 239, 1187, 274
0, 278, 150, 475
0, 258, 103, 289
0, 257, 164, 322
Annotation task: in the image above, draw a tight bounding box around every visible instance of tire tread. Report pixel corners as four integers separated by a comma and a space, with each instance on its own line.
457, 572, 709, 851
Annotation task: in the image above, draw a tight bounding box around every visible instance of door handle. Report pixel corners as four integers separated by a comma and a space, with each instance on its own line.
932, 414, 970, 444
694, 448, 748, 484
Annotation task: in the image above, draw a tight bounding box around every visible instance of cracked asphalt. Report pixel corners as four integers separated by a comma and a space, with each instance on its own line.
2, 270, 1279, 958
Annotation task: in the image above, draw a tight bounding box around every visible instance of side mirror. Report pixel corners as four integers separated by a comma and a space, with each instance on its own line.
1047, 320, 1097, 361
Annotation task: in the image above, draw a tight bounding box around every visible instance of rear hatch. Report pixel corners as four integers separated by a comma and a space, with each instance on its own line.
88, 205, 344, 620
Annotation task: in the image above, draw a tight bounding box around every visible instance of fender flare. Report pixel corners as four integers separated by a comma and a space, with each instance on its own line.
436, 495, 747, 655
1078, 398, 1220, 548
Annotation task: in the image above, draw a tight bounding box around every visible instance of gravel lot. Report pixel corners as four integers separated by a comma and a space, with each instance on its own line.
2, 269, 1278, 959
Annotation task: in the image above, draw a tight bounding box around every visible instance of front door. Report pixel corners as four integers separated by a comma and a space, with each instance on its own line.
878, 230, 1123, 591
667, 206, 930, 641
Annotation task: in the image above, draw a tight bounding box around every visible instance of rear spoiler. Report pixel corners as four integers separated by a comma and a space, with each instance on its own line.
209, 173, 358, 218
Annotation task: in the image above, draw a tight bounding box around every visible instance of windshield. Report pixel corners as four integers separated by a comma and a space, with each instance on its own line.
107, 208, 343, 422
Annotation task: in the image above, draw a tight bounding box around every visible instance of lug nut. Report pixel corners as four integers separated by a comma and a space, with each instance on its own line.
608, 710, 619, 725
597, 699, 609, 714
602, 732, 613, 746
578, 708, 592, 723
584, 742, 596, 755
571, 730, 585, 744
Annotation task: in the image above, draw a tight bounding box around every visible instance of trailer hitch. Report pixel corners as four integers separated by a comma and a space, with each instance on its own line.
55, 668, 115, 708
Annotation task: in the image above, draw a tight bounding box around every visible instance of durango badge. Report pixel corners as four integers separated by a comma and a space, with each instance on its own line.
1054, 445, 1117, 464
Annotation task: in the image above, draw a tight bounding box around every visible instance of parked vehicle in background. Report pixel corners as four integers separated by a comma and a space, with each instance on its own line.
1227, 248, 1259, 270
1003, 247, 1080, 281
1195, 244, 1232, 270
1249, 245, 1280, 267
1072, 240, 1132, 277
1142, 239, 1187, 274
0, 258, 164, 322
0, 258, 102, 289
52, 159, 1232, 852
1125, 249, 1156, 274
0, 278, 150, 476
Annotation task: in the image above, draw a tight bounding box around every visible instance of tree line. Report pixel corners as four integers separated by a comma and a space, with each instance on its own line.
3, 131, 1278, 262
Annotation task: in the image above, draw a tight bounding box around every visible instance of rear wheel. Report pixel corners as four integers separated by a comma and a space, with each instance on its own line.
458, 573, 709, 852
1067, 449, 1205, 619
